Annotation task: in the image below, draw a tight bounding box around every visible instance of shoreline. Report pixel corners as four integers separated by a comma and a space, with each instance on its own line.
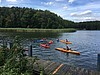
0, 28, 76, 32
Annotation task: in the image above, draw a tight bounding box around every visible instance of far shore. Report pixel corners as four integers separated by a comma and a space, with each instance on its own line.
0, 28, 77, 32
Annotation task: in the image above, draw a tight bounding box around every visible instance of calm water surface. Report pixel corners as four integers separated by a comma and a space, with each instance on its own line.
0, 30, 100, 71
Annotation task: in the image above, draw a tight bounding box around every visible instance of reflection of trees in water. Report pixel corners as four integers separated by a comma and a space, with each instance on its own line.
0, 32, 61, 50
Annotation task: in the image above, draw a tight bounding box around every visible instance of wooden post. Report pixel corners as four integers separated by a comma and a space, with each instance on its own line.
28, 45, 32, 57
2, 39, 7, 47
9, 42, 13, 49
97, 54, 100, 71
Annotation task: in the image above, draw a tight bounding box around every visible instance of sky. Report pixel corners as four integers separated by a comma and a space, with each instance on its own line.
0, 0, 100, 22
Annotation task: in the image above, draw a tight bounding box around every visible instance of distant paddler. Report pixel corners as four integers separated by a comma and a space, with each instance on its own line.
56, 38, 59, 42
48, 40, 53, 45
60, 39, 72, 44
66, 45, 71, 50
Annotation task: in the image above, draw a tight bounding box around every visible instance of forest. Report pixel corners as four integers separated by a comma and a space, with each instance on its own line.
0, 7, 100, 30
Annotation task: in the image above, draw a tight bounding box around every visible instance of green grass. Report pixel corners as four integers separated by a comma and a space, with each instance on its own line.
0, 28, 77, 32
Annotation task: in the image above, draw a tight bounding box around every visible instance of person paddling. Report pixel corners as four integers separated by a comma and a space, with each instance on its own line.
63, 45, 70, 50
66, 45, 71, 50
56, 38, 59, 42
66, 39, 68, 42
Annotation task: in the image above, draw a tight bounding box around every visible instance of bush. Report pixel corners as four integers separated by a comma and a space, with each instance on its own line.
0, 36, 40, 75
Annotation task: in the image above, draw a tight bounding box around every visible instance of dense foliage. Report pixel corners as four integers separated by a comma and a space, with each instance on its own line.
0, 7, 74, 29
0, 7, 100, 30
75, 21, 100, 30
0, 36, 42, 75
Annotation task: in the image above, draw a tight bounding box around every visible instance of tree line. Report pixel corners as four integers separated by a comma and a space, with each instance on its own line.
75, 21, 100, 30
0, 7, 100, 30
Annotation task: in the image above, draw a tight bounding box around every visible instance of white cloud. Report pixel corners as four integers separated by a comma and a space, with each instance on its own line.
6, 0, 17, 2
55, 0, 64, 1
7, 4, 15, 7
70, 10, 92, 16
68, 0, 75, 3
63, 6, 68, 10
80, 10, 92, 15
41, 2, 54, 6
72, 16, 100, 22
0, 0, 1, 3
66, 1, 100, 22
80, 17, 100, 22
70, 13, 77, 16
82, 17, 92, 20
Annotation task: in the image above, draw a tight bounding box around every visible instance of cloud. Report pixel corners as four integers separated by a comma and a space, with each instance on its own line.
81, 17, 100, 22
80, 10, 92, 15
82, 17, 92, 20
41, 2, 54, 6
71, 1, 100, 11
68, 0, 75, 3
72, 16, 100, 22
55, 0, 64, 1
70, 10, 92, 16
85, 2, 100, 9
63, 6, 68, 10
7, 4, 15, 7
67, 1, 100, 22
0, 0, 1, 3
6, 0, 17, 2
70, 13, 77, 16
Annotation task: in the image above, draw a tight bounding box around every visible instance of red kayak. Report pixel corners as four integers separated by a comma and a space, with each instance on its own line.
48, 40, 53, 44
40, 44, 50, 48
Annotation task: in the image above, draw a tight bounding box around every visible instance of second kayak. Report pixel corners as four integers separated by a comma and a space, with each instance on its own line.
60, 40, 72, 44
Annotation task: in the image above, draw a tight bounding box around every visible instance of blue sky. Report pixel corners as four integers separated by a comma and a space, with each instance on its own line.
0, 0, 100, 22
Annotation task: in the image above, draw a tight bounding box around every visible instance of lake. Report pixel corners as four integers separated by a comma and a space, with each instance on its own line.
0, 30, 100, 71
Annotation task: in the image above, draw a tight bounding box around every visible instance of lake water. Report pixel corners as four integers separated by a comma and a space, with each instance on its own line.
0, 30, 100, 71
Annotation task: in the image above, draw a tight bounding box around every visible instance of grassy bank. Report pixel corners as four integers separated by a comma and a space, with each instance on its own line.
0, 28, 76, 32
